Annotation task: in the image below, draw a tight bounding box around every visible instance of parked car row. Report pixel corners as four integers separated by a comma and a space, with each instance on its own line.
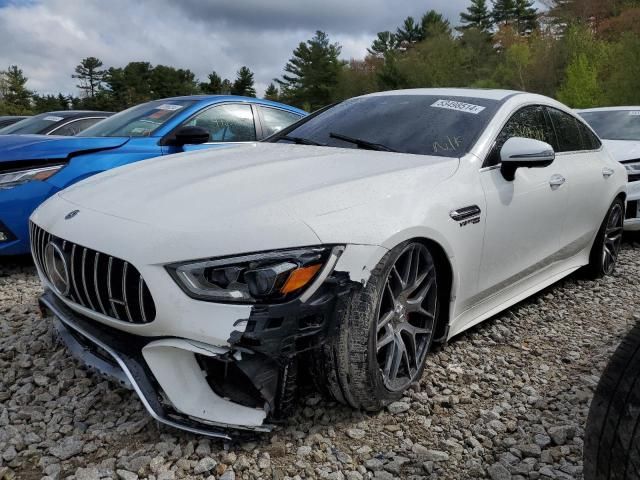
0, 95, 305, 254
15, 88, 629, 438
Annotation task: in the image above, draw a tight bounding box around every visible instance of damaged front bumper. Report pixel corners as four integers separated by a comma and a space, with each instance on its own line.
39, 258, 358, 436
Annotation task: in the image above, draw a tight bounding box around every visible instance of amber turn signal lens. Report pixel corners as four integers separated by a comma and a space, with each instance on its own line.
280, 263, 322, 294
33, 169, 60, 181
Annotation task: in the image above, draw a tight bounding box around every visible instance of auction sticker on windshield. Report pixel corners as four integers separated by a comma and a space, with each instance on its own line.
43, 116, 64, 122
431, 100, 486, 115
630, 111, 640, 116
156, 104, 183, 111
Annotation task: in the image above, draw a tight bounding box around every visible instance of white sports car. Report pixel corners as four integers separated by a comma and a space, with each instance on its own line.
578, 107, 640, 231
31, 89, 626, 437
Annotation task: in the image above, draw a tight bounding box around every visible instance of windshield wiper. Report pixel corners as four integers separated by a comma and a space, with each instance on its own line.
329, 132, 396, 152
278, 135, 324, 146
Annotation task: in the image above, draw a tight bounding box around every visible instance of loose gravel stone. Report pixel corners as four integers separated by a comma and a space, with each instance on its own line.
3, 245, 640, 479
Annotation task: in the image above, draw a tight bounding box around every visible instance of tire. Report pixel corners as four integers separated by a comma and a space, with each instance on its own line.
584, 322, 640, 480
316, 241, 440, 411
586, 198, 625, 279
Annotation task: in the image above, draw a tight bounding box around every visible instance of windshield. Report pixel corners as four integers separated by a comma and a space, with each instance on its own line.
579, 110, 640, 141
78, 99, 197, 137
271, 95, 501, 157
0, 113, 65, 135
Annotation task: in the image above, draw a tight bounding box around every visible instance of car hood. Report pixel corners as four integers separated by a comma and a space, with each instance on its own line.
603, 139, 640, 163
58, 142, 457, 230
0, 135, 129, 163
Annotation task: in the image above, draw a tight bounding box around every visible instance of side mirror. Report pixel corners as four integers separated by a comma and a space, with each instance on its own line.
172, 126, 210, 146
500, 137, 555, 181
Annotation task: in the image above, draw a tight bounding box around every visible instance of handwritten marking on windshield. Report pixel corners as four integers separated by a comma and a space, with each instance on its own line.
433, 136, 463, 153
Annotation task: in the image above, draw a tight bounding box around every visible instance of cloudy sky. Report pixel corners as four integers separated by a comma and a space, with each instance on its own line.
0, 0, 544, 97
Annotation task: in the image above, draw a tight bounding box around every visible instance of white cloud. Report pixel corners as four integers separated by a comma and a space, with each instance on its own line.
0, 0, 544, 98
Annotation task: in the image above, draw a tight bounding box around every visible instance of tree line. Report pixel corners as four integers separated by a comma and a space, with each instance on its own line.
1, 0, 639, 116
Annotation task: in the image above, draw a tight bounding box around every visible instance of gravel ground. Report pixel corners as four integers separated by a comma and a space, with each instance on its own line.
1, 244, 639, 480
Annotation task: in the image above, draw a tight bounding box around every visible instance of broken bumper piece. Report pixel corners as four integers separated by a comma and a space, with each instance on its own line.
39, 290, 271, 439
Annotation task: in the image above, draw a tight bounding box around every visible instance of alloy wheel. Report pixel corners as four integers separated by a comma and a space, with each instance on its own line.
602, 203, 624, 275
376, 244, 437, 392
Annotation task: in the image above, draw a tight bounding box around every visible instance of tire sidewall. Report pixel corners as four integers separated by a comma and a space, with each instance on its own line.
363, 241, 439, 405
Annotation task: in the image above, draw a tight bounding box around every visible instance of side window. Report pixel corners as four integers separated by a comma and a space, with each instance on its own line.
546, 108, 583, 152
52, 118, 103, 136
258, 107, 302, 137
183, 104, 256, 142
577, 120, 602, 150
486, 105, 555, 167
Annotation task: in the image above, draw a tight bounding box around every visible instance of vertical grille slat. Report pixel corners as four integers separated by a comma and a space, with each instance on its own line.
93, 252, 107, 316
138, 275, 147, 324
81, 248, 96, 311
122, 262, 134, 323
29, 222, 155, 324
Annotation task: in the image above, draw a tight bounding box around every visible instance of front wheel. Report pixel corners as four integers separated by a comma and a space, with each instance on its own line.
586, 198, 624, 279
317, 241, 440, 411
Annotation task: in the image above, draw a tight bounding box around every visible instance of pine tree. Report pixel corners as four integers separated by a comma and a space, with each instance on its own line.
367, 31, 399, 56
460, 0, 494, 33
276, 31, 343, 110
231, 66, 256, 97
492, 0, 517, 25
396, 17, 423, 45
72, 57, 106, 98
420, 10, 452, 39
264, 83, 279, 101
514, 0, 538, 34
3, 65, 31, 114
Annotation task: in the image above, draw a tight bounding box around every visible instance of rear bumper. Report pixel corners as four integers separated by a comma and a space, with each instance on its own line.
39, 290, 268, 439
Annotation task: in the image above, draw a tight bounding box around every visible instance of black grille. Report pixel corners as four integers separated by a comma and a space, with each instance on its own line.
628, 173, 640, 183
30, 222, 156, 324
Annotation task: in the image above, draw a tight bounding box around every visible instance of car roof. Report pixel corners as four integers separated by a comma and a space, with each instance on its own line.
154, 95, 306, 113
577, 106, 640, 113
37, 110, 113, 118
361, 88, 523, 101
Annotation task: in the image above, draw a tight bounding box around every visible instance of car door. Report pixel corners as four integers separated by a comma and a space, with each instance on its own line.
172, 103, 258, 153
478, 105, 570, 297
546, 107, 609, 252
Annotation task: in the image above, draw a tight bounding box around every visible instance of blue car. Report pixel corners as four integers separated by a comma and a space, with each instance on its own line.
0, 95, 306, 255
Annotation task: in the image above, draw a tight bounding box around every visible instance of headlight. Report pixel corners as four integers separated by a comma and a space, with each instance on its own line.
167, 246, 344, 304
0, 164, 64, 190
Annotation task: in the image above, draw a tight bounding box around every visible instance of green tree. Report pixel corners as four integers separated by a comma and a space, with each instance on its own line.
200, 71, 226, 94
557, 53, 601, 107
264, 82, 279, 101
32, 93, 69, 113
396, 16, 423, 45
492, 0, 517, 25
367, 31, 399, 56
149, 65, 197, 98
600, 32, 640, 104
420, 10, 452, 39
231, 66, 256, 97
2, 65, 31, 114
72, 57, 106, 98
513, 0, 538, 33
276, 31, 343, 110
459, 0, 494, 33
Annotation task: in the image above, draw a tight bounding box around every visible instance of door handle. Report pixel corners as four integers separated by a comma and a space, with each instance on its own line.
602, 167, 615, 178
549, 174, 566, 188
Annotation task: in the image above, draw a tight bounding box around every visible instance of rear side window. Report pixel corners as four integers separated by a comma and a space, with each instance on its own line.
259, 107, 301, 137
576, 121, 602, 150
486, 105, 555, 166
547, 108, 583, 152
